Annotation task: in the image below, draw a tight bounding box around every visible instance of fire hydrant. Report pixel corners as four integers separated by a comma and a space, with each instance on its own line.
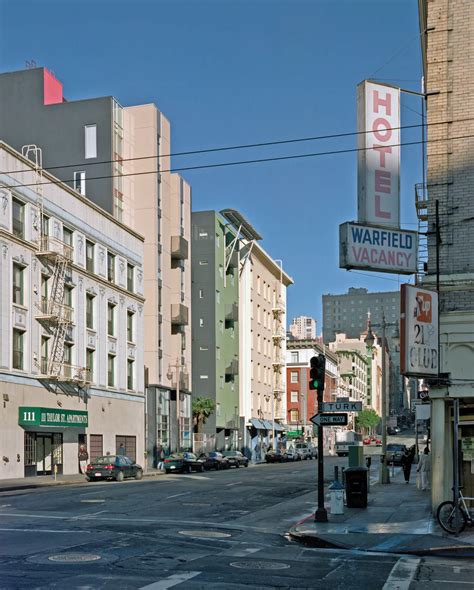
328, 480, 345, 515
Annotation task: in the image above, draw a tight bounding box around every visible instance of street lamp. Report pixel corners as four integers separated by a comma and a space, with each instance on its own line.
167, 357, 187, 453
364, 313, 399, 485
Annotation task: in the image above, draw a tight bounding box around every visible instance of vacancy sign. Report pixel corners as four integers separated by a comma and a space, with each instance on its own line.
357, 81, 400, 227
400, 284, 439, 376
339, 222, 417, 274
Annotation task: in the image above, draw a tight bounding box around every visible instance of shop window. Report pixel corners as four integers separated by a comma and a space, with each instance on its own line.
115, 435, 136, 462
89, 434, 103, 462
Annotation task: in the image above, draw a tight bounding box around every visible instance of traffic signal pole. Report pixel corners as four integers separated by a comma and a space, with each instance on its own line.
315, 383, 328, 522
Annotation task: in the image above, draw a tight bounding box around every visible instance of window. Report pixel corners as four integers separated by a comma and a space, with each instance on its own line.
86, 348, 94, 382
63, 227, 73, 247
216, 347, 220, 360
41, 336, 48, 374
290, 409, 299, 422
64, 343, 73, 366
86, 294, 95, 329
86, 241, 94, 272
73, 171, 86, 195
107, 354, 115, 387
107, 252, 115, 283
199, 289, 204, 299
12, 329, 24, 370
199, 260, 208, 266
199, 346, 208, 351
199, 318, 204, 328
42, 214, 49, 236
85, 124, 97, 159
63, 285, 73, 309
290, 371, 298, 383
127, 359, 134, 390
216, 290, 220, 303
291, 391, 298, 403
127, 311, 134, 342
200, 375, 208, 379
199, 231, 208, 238
127, 264, 134, 292
107, 303, 115, 336
12, 198, 25, 238
290, 351, 299, 363
12, 263, 24, 305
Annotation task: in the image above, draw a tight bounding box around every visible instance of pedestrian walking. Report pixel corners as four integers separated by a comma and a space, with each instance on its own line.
401, 445, 415, 484
157, 445, 165, 471
78, 444, 89, 474
417, 446, 431, 491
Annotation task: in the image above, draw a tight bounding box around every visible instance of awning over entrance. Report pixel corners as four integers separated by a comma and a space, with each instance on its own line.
249, 418, 285, 432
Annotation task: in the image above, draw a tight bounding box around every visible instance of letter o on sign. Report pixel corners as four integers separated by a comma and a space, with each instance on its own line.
372, 118, 392, 142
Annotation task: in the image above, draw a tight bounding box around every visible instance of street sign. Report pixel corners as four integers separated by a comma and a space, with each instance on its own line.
418, 390, 430, 402
321, 401, 362, 413
310, 413, 348, 427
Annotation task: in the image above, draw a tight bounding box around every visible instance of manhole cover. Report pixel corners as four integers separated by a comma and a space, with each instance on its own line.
48, 553, 102, 563
178, 530, 231, 538
230, 561, 290, 570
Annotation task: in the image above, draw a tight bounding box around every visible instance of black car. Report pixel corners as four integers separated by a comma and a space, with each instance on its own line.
86, 455, 143, 482
222, 450, 249, 468
265, 450, 284, 463
386, 443, 407, 466
199, 451, 230, 471
164, 452, 205, 474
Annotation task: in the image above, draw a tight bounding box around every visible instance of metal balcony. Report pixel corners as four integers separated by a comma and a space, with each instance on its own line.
225, 303, 239, 322
36, 236, 73, 262
39, 360, 91, 386
415, 183, 429, 221
171, 303, 189, 326
35, 299, 74, 324
171, 235, 189, 260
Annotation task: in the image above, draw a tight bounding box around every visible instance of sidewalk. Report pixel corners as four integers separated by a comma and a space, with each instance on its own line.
0, 468, 165, 493
289, 469, 474, 557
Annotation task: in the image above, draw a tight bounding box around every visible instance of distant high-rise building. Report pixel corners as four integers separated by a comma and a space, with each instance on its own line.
289, 316, 317, 340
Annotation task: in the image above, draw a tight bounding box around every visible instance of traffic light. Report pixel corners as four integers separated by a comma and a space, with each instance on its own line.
309, 354, 326, 392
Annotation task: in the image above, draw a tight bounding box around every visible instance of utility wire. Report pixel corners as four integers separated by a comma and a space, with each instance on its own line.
2, 132, 474, 191
2, 115, 473, 177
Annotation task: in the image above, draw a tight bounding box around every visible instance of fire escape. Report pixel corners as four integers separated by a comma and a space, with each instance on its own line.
272, 295, 285, 421
415, 182, 429, 285
22, 145, 90, 393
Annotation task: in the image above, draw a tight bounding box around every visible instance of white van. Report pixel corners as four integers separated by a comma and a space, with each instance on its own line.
294, 442, 316, 460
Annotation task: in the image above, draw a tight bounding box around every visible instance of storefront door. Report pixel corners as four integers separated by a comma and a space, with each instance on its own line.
36, 434, 53, 475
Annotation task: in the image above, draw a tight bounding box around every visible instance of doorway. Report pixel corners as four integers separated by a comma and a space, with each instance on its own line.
36, 434, 53, 475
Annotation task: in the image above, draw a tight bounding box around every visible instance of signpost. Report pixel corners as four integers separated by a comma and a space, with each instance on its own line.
310, 413, 348, 427
321, 401, 362, 413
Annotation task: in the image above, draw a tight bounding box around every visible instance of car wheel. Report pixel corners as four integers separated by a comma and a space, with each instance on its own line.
116, 471, 124, 482
135, 469, 143, 480
236, 463, 240, 468
244, 462, 248, 467
187, 465, 192, 474
200, 464, 205, 473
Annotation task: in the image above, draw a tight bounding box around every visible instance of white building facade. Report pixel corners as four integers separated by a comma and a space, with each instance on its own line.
289, 315, 317, 340
0, 143, 145, 479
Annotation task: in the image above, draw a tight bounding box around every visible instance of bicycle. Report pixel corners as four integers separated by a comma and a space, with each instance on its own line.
437, 488, 474, 534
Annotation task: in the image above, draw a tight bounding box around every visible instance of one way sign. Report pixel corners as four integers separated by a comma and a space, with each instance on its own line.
310, 413, 348, 427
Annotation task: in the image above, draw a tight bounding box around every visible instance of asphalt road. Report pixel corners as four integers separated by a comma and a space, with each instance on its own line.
0, 456, 472, 589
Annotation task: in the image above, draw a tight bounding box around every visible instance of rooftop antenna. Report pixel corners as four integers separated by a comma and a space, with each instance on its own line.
25, 60, 37, 69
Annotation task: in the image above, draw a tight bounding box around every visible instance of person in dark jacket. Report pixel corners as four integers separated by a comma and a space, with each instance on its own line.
401, 445, 415, 483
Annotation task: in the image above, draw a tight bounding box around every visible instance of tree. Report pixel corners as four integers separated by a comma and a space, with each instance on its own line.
355, 408, 380, 434
192, 397, 216, 433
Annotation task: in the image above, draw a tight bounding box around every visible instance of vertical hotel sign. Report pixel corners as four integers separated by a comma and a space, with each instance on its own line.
400, 284, 439, 377
357, 81, 400, 227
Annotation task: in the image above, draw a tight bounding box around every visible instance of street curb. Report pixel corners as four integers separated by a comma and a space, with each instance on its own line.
0, 470, 165, 493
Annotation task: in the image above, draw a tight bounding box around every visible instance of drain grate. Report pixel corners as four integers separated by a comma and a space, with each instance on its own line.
48, 553, 102, 563
230, 560, 290, 570
178, 530, 231, 538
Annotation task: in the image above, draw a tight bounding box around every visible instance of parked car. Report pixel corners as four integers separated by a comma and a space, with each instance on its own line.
386, 443, 407, 466
283, 449, 300, 462
222, 450, 249, 468
294, 442, 316, 460
86, 455, 143, 482
363, 436, 382, 446
164, 452, 205, 474
265, 450, 284, 463
198, 451, 230, 471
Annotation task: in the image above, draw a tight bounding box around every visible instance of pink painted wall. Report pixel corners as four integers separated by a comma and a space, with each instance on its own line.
43, 69, 63, 105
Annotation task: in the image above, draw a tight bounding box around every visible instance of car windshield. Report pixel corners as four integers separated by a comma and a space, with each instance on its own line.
222, 451, 236, 457
209, 452, 220, 458
94, 456, 117, 465
184, 453, 197, 460
168, 454, 184, 460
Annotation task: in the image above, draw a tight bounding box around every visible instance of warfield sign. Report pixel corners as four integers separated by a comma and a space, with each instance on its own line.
339, 222, 417, 274
357, 81, 400, 227
400, 284, 439, 377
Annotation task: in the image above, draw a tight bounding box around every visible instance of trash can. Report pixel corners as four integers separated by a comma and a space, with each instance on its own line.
345, 466, 368, 508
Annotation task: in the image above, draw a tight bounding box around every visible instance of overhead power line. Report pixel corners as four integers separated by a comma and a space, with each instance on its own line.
2, 115, 473, 177
2, 132, 474, 192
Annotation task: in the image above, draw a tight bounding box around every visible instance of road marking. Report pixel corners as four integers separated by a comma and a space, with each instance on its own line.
0, 527, 90, 533
383, 557, 420, 590
166, 492, 189, 499
226, 481, 242, 487
139, 571, 201, 589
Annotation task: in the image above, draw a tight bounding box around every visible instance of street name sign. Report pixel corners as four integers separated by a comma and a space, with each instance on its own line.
321, 401, 363, 413
310, 413, 349, 427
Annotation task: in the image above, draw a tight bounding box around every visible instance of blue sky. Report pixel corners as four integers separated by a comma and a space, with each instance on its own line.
0, 0, 423, 331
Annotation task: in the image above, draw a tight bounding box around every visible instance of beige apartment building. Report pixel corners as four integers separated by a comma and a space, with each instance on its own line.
240, 242, 293, 457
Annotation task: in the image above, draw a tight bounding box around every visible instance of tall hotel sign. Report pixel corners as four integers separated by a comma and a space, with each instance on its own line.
339, 81, 417, 275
